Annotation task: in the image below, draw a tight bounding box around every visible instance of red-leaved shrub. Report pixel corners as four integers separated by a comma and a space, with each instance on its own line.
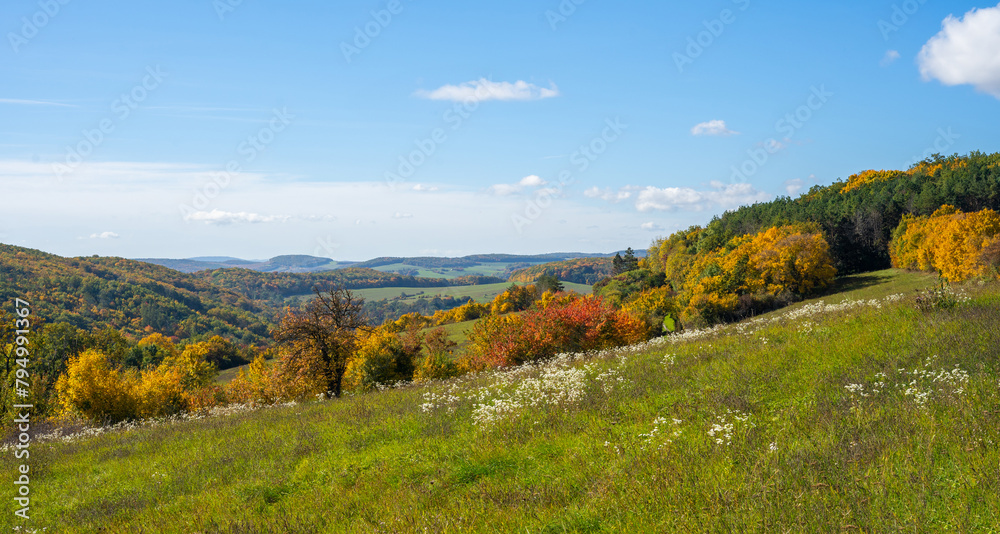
465, 295, 646, 368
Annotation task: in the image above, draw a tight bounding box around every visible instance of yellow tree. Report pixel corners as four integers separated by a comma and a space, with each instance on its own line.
55, 350, 140, 422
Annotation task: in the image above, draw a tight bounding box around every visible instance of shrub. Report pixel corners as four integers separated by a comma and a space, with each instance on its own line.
55, 349, 140, 423
343, 328, 417, 392
466, 296, 646, 368
413, 328, 459, 382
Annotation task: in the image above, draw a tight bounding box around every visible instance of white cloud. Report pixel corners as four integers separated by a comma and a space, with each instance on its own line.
412, 184, 439, 192
640, 222, 664, 231
880, 50, 901, 67
691, 120, 739, 137
918, 4, 1000, 98
584, 186, 633, 202
518, 174, 546, 187
0, 157, 765, 261
632, 182, 769, 212
488, 175, 548, 196
183, 209, 291, 225
415, 79, 560, 103
89, 231, 119, 239
783, 178, 805, 197
393, 212, 414, 219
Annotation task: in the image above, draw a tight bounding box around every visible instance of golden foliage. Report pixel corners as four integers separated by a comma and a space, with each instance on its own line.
343, 327, 416, 392
841, 170, 907, 194
890, 205, 1000, 282
55, 350, 140, 422
622, 287, 681, 337
681, 225, 836, 324
429, 299, 489, 326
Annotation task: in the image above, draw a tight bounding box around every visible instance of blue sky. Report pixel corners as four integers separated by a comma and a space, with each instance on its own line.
2, 0, 998, 260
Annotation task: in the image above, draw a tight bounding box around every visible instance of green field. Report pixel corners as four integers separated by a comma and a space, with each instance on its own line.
353, 281, 592, 305
17, 270, 1000, 532
369, 261, 537, 280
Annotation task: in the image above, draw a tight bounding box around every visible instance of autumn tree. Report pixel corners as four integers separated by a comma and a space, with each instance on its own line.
343, 327, 417, 392
272, 286, 370, 398
414, 327, 459, 382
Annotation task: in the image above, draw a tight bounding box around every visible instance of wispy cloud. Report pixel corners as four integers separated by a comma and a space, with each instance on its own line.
0, 98, 76, 107
183, 209, 291, 225
691, 120, 739, 136
488, 174, 547, 196
919, 4, 1000, 98
415, 79, 560, 103
589, 181, 769, 212
584, 186, 634, 202
89, 231, 119, 239
880, 50, 901, 67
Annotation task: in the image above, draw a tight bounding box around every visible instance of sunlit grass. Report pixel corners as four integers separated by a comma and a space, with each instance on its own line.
5, 271, 999, 532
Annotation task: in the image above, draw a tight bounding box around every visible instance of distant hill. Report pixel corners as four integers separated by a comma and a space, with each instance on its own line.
138, 252, 638, 280
0, 244, 272, 344
138, 255, 353, 274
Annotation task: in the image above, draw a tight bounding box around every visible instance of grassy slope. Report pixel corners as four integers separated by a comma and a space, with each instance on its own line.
8, 270, 1000, 532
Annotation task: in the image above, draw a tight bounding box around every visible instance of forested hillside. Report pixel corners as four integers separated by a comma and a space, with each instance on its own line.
508, 257, 614, 285
0, 245, 270, 344
677, 152, 1000, 275
638, 152, 1000, 325
192, 267, 501, 305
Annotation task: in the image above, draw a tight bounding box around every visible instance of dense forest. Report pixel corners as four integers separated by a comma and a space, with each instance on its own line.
637, 152, 1000, 324
508, 257, 614, 285
677, 152, 1000, 275
0, 245, 271, 344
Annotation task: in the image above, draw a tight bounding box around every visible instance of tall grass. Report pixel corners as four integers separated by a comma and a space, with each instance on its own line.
4, 272, 999, 532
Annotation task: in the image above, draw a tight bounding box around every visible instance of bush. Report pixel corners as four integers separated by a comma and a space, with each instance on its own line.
343, 328, 417, 392
466, 296, 646, 368
413, 328, 459, 382
55, 349, 140, 423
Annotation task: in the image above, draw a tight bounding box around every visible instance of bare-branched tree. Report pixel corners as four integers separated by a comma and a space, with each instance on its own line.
272, 285, 369, 398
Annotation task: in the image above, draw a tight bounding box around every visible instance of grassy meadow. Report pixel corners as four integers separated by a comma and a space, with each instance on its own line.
5, 270, 1000, 532
352, 281, 592, 304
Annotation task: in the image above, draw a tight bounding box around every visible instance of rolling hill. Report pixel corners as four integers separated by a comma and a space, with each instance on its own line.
0, 244, 272, 344
15, 270, 1000, 532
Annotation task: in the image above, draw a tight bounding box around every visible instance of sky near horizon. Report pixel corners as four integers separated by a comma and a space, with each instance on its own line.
2, 0, 999, 261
